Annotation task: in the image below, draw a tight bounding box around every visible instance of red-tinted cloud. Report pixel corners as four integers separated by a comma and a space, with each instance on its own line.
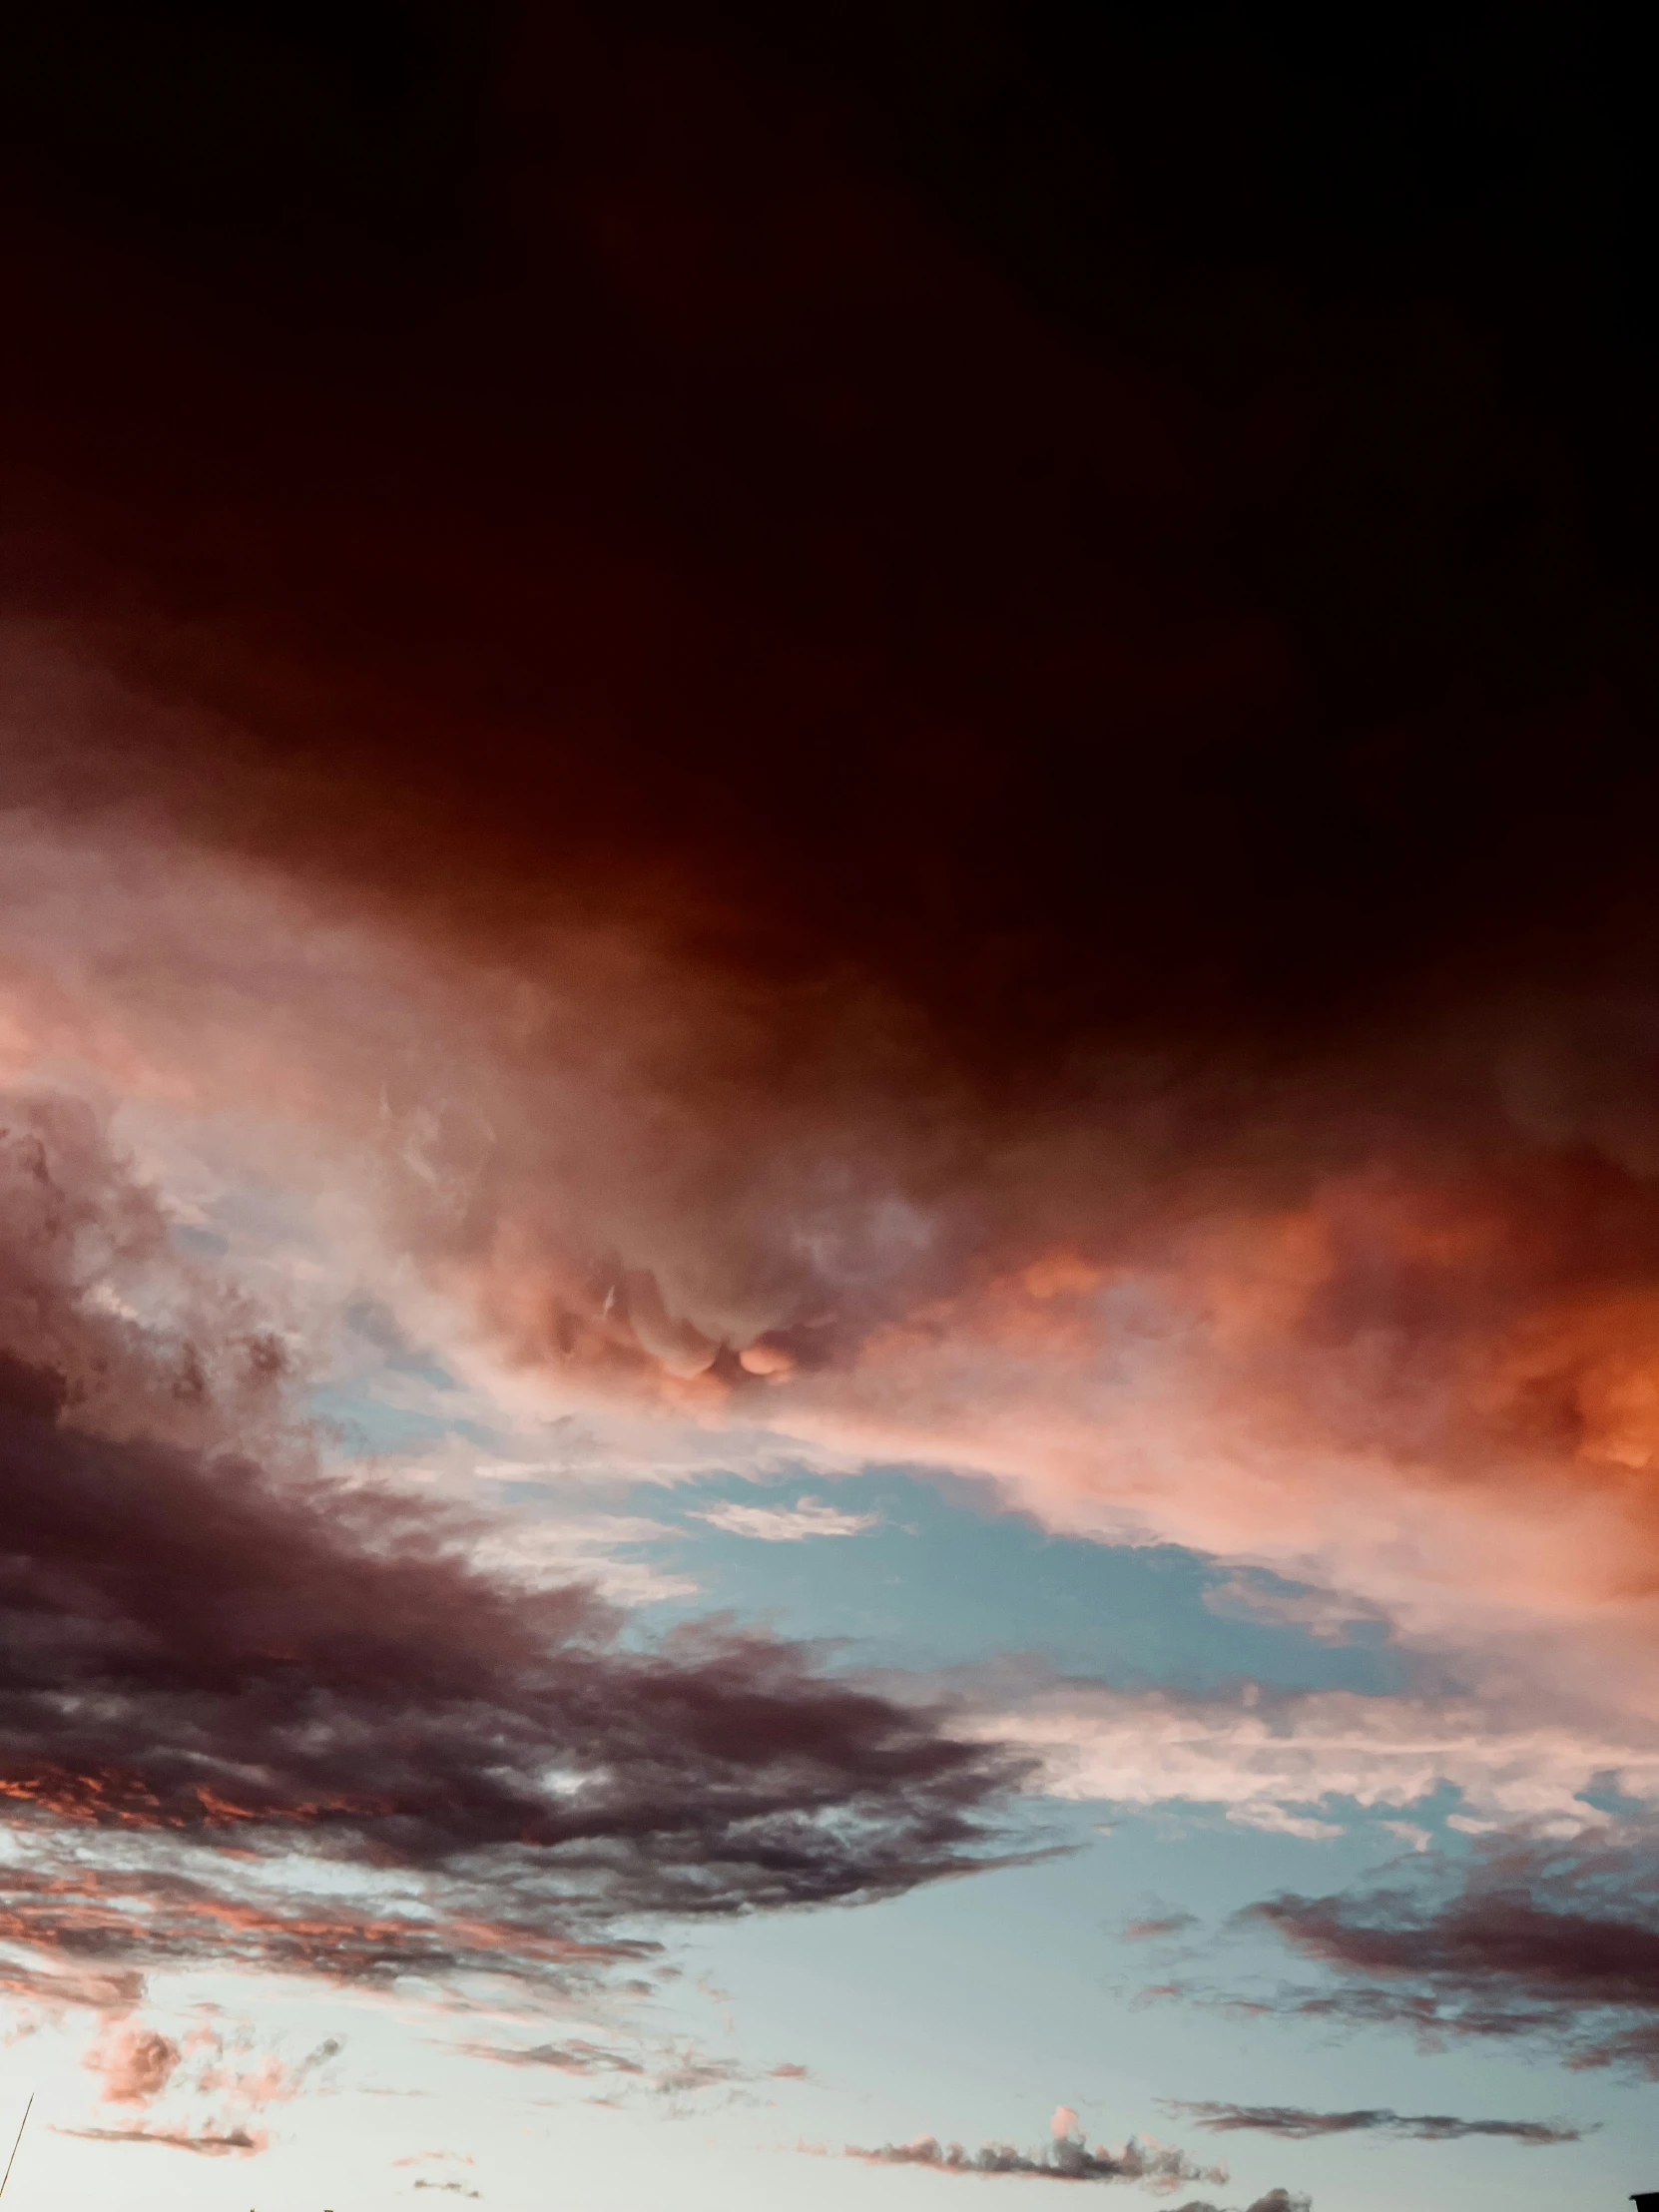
0, 1092, 1028, 2003
83, 2021, 180, 2105
0, 0, 1655, 1886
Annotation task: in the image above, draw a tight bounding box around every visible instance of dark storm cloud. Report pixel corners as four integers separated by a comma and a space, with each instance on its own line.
2, 0, 1659, 2065
0, 1094, 1029, 1998
0, 0, 1654, 1578
1166, 2100, 1584, 2146
1234, 1824, 1659, 2076
2, 0, 1655, 1068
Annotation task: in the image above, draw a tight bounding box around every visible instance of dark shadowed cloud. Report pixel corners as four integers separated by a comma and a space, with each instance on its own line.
1234, 1823, 1659, 2076
0, 1093, 1031, 2002
1165, 2100, 1585, 2146
53, 2122, 264, 2155
846, 2118, 1228, 2191
0, 0, 1653, 1706
458, 2039, 646, 2076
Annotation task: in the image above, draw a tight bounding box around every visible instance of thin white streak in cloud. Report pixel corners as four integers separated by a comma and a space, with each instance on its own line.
690, 1497, 879, 1542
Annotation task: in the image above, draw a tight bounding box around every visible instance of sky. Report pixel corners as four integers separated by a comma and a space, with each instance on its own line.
0, 2, 1656, 2206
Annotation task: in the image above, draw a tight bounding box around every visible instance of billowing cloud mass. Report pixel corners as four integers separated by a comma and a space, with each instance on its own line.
84, 2021, 181, 2105
0, 1, 1649, 1693
0, 1094, 1028, 2006
0, 8, 1658, 2193
1165, 2102, 1583, 2146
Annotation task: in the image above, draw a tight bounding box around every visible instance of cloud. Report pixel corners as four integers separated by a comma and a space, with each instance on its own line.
0, 1095, 1030, 2007
462, 2032, 809, 2108
84, 2021, 181, 2105
846, 2119, 1228, 2192
1122, 1916, 1198, 1943
962, 1673, 1659, 1838
1165, 2102, 1585, 2146
690, 1498, 879, 1542
0, 4, 1657, 2115
459, 2039, 645, 2076
54, 2122, 265, 2155
1228, 1822, 1659, 2076
0, 0, 1651, 1750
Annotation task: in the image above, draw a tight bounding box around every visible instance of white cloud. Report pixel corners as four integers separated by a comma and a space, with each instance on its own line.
964, 1675, 1659, 1838
689, 1497, 879, 1542
469, 1514, 700, 1605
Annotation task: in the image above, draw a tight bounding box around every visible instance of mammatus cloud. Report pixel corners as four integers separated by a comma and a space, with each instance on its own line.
846, 2109, 1230, 2193
1227, 1823, 1659, 2076
1165, 2101, 1584, 2146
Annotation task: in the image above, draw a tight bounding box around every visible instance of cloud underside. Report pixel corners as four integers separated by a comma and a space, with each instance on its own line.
845, 2128, 1230, 2192
844, 2133, 1305, 2212
1167, 2101, 1583, 2145
0, 0, 1657, 2123
0, 1100, 1029, 2004
1222, 1825, 1659, 2077
0, 0, 1651, 1709
54, 2123, 263, 2155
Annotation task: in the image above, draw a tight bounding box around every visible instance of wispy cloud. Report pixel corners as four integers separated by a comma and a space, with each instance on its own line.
462, 2034, 808, 2107
1228, 1821, 1659, 2076
963, 1672, 1659, 1839
845, 2112, 1228, 2193
458, 2039, 646, 2077
1122, 1915, 1198, 1943
1165, 2101, 1586, 2146
53, 2122, 266, 2156
690, 1497, 879, 1542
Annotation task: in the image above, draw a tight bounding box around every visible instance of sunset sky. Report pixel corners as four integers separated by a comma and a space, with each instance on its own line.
0, 5, 1657, 2208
